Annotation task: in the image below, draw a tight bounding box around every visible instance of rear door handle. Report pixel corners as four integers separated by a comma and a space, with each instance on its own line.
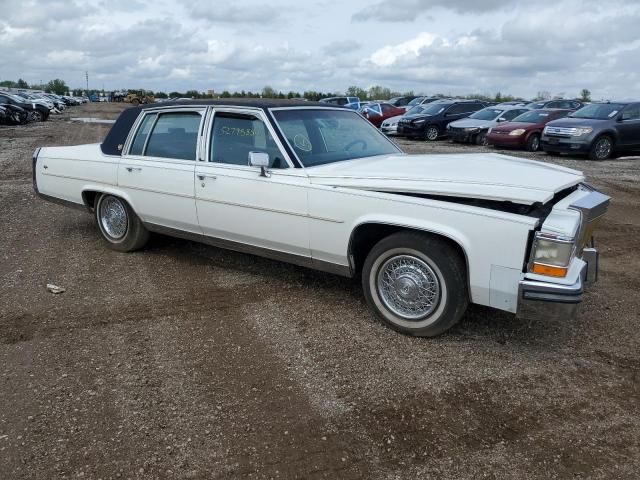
197, 174, 216, 180
125, 167, 142, 172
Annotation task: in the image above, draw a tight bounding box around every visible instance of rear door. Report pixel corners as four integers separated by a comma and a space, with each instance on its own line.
617, 103, 640, 149
119, 108, 204, 233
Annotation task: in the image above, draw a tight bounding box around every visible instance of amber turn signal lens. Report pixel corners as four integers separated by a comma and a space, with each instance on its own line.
532, 263, 568, 278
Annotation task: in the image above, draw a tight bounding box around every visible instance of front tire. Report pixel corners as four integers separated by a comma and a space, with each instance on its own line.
589, 135, 613, 160
362, 232, 468, 337
95, 194, 149, 252
476, 130, 489, 146
526, 133, 540, 152
425, 125, 439, 141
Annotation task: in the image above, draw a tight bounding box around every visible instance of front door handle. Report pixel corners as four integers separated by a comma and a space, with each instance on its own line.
125, 167, 142, 172
197, 174, 217, 181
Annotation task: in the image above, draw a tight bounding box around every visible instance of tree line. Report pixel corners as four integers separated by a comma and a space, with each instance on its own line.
0, 77, 593, 103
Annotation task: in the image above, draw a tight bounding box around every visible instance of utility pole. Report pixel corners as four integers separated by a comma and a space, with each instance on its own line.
85, 71, 89, 93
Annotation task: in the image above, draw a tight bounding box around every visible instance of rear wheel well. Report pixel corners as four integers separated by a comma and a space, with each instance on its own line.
349, 223, 468, 278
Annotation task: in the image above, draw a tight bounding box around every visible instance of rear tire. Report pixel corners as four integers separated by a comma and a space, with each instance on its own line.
362, 232, 468, 337
589, 135, 613, 160
95, 194, 149, 252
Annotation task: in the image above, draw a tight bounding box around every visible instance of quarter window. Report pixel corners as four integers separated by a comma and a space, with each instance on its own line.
210, 113, 288, 168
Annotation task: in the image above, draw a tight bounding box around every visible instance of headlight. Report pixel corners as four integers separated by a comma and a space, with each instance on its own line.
465, 127, 480, 132
509, 129, 526, 136
446, 124, 452, 129
529, 233, 575, 278
413, 119, 426, 125
572, 127, 593, 136
543, 126, 549, 134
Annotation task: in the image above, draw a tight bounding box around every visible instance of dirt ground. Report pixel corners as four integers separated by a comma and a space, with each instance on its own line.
1, 103, 638, 480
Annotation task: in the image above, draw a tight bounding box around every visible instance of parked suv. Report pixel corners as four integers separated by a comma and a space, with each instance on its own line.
447, 105, 529, 145
541, 101, 640, 160
397, 100, 487, 140
526, 99, 583, 110
319, 96, 361, 110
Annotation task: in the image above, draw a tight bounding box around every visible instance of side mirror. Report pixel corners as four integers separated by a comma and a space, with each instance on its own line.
248, 151, 270, 177
497, 117, 507, 122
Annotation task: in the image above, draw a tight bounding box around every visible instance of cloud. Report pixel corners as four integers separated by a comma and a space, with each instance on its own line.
352, 0, 514, 22
185, 2, 284, 24
322, 40, 362, 55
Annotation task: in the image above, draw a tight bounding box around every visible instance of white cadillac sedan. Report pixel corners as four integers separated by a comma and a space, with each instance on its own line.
33, 99, 609, 337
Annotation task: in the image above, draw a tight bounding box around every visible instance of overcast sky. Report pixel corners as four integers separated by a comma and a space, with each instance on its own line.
1, 0, 639, 99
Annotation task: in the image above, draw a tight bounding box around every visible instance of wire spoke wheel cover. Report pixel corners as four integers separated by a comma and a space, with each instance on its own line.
99, 196, 128, 240
376, 254, 441, 320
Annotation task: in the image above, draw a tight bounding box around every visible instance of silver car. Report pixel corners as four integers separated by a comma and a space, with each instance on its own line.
446, 105, 530, 145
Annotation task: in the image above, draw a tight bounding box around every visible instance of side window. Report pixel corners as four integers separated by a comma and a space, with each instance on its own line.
129, 113, 157, 156
622, 104, 640, 121
336, 98, 348, 106
210, 113, 288, 169
144, 112, 202, 160
502, 109, 525, 121
446, 104, 466, 115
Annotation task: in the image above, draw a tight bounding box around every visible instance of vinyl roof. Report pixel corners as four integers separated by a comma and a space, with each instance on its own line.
141, 98, 329, 110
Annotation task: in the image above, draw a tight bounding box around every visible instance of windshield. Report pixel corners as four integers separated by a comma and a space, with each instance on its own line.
407, 96, 425, 106
570, 103, 624, 120
526, 102, 546, 109
273, 108, 401, 167
405, 105, 431, 115
469, 108, 504, 120
420, 103, 448, 115
512, 110, 552, 123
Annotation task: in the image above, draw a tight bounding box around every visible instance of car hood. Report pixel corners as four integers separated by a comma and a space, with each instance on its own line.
449, 118, 496, 128
547, 117, 608, 128
307, 153, 584, 205
492, 121, 538, 132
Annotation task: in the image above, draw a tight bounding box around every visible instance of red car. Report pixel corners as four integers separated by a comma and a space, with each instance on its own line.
487, 109, 571, 151
358, 102, 405, 128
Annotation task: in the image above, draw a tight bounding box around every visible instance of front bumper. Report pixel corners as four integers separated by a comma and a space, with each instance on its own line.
487, 133, 527, 148
381, 125, 399, 136
448, 128, 480, 143
541, 135, 592, 153
398, 123, 425, 138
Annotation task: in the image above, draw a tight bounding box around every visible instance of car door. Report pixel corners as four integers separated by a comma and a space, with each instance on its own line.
616, 103, 640, 149
194, 108, 311, 258
119, 108, 204, 233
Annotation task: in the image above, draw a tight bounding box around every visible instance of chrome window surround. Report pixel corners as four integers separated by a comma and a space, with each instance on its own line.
268, 106, 403, 169
123, 107, 207, 163
203, 106, 296, 169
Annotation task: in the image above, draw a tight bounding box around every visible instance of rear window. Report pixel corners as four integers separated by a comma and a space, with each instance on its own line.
130, 111, 202, 160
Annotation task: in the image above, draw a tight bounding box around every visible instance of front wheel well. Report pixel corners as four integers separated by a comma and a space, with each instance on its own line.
349, 223, 468, 278
81, 190, 101, 211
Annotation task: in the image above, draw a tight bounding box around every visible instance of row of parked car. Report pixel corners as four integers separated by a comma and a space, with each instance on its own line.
0, 90, 87, 126
350, 96, 639, 161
